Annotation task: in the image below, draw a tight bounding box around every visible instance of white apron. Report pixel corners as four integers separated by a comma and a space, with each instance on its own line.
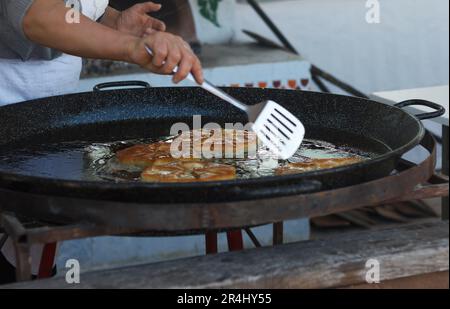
0, 0, 109, 106
0, 0, 109, 275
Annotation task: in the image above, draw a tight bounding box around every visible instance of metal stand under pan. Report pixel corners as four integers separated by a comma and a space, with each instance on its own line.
0, 131, 448, 282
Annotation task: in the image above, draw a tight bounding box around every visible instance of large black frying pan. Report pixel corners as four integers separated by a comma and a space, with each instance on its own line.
0, 82, 444, 208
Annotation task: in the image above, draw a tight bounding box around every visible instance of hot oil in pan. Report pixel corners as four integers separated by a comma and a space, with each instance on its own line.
0, 141, 105, 181
85, 136, 378, 182
0, 134, 380, 182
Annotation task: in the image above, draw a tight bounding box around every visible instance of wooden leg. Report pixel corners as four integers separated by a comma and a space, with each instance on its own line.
226, 230, 244, 252
2, 213, 32, 282
13, 242, 32, 282
205, 232, 218, 254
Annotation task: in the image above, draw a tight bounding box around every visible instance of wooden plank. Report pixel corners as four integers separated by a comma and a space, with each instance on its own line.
344, 271, 449, 289
2, 221, 448, 289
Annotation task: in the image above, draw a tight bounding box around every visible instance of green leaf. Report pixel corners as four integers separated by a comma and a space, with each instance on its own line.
198, 0, 222, 27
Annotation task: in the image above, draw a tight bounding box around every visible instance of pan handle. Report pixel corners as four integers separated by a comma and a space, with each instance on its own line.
93, 81, 151, 92
394, 99, 445, 120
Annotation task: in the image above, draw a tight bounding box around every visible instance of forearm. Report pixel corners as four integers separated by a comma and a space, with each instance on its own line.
98, 6, 120, 30
22, 0, 135, 62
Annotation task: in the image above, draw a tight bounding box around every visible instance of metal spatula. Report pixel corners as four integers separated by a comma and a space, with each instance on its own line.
145, 46, 305, 159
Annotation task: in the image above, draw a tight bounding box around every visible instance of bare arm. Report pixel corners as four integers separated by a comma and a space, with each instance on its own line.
98, 6, 121, 30
100, 3, 166, 37
24, 0, 136, 61
22, 0, 203, 83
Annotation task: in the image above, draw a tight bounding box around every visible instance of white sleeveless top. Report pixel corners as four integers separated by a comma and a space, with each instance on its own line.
0, 0, 109, 275
0, 0, 109, 106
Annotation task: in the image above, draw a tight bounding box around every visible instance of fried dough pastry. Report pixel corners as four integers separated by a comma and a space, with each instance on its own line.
115, 142, 176, 168
276, 157, 363, 175
116, 129, 258, 167
141, 161, 236, 183
175, 129, 258, 159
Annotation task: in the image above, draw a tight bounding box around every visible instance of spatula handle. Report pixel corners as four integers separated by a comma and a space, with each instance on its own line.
144, 45, 248, 112
199, 80, 249, 111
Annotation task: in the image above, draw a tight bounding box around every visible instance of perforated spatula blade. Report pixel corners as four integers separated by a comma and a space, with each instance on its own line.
249, 100, 305, 160
145, 45, 305, 159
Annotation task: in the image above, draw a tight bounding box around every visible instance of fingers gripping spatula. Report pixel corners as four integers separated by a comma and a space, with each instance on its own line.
145, 46, 305, 159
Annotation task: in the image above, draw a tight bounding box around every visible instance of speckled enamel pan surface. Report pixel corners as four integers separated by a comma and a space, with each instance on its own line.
0, 87, 424, 203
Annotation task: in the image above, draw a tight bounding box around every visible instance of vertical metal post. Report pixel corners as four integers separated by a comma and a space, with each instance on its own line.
205, 232, 218, 254
226, 230, 244, 252
273, 222, 284, 246
38, 243, 57, 279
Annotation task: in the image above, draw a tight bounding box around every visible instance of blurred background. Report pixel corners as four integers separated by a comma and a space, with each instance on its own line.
81, 0, 449, 94
235, 0, 449, 93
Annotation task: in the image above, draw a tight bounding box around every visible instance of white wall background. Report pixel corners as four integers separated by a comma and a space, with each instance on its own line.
234, 0, 449, 93
190, 0, 237, 44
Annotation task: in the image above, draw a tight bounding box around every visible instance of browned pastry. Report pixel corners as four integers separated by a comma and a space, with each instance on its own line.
141, 161, 236, 183
116, 129, 258, 167
174, 129, 258, 159
115, 142, 176, 168
275, 157, 363, 175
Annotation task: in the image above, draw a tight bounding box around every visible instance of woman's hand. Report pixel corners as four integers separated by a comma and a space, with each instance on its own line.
126, 32, 204, 84
102, 2, 166, 37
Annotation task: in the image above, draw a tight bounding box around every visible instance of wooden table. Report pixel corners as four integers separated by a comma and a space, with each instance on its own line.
372, 85, 449, 220
2, 221, 448, 289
